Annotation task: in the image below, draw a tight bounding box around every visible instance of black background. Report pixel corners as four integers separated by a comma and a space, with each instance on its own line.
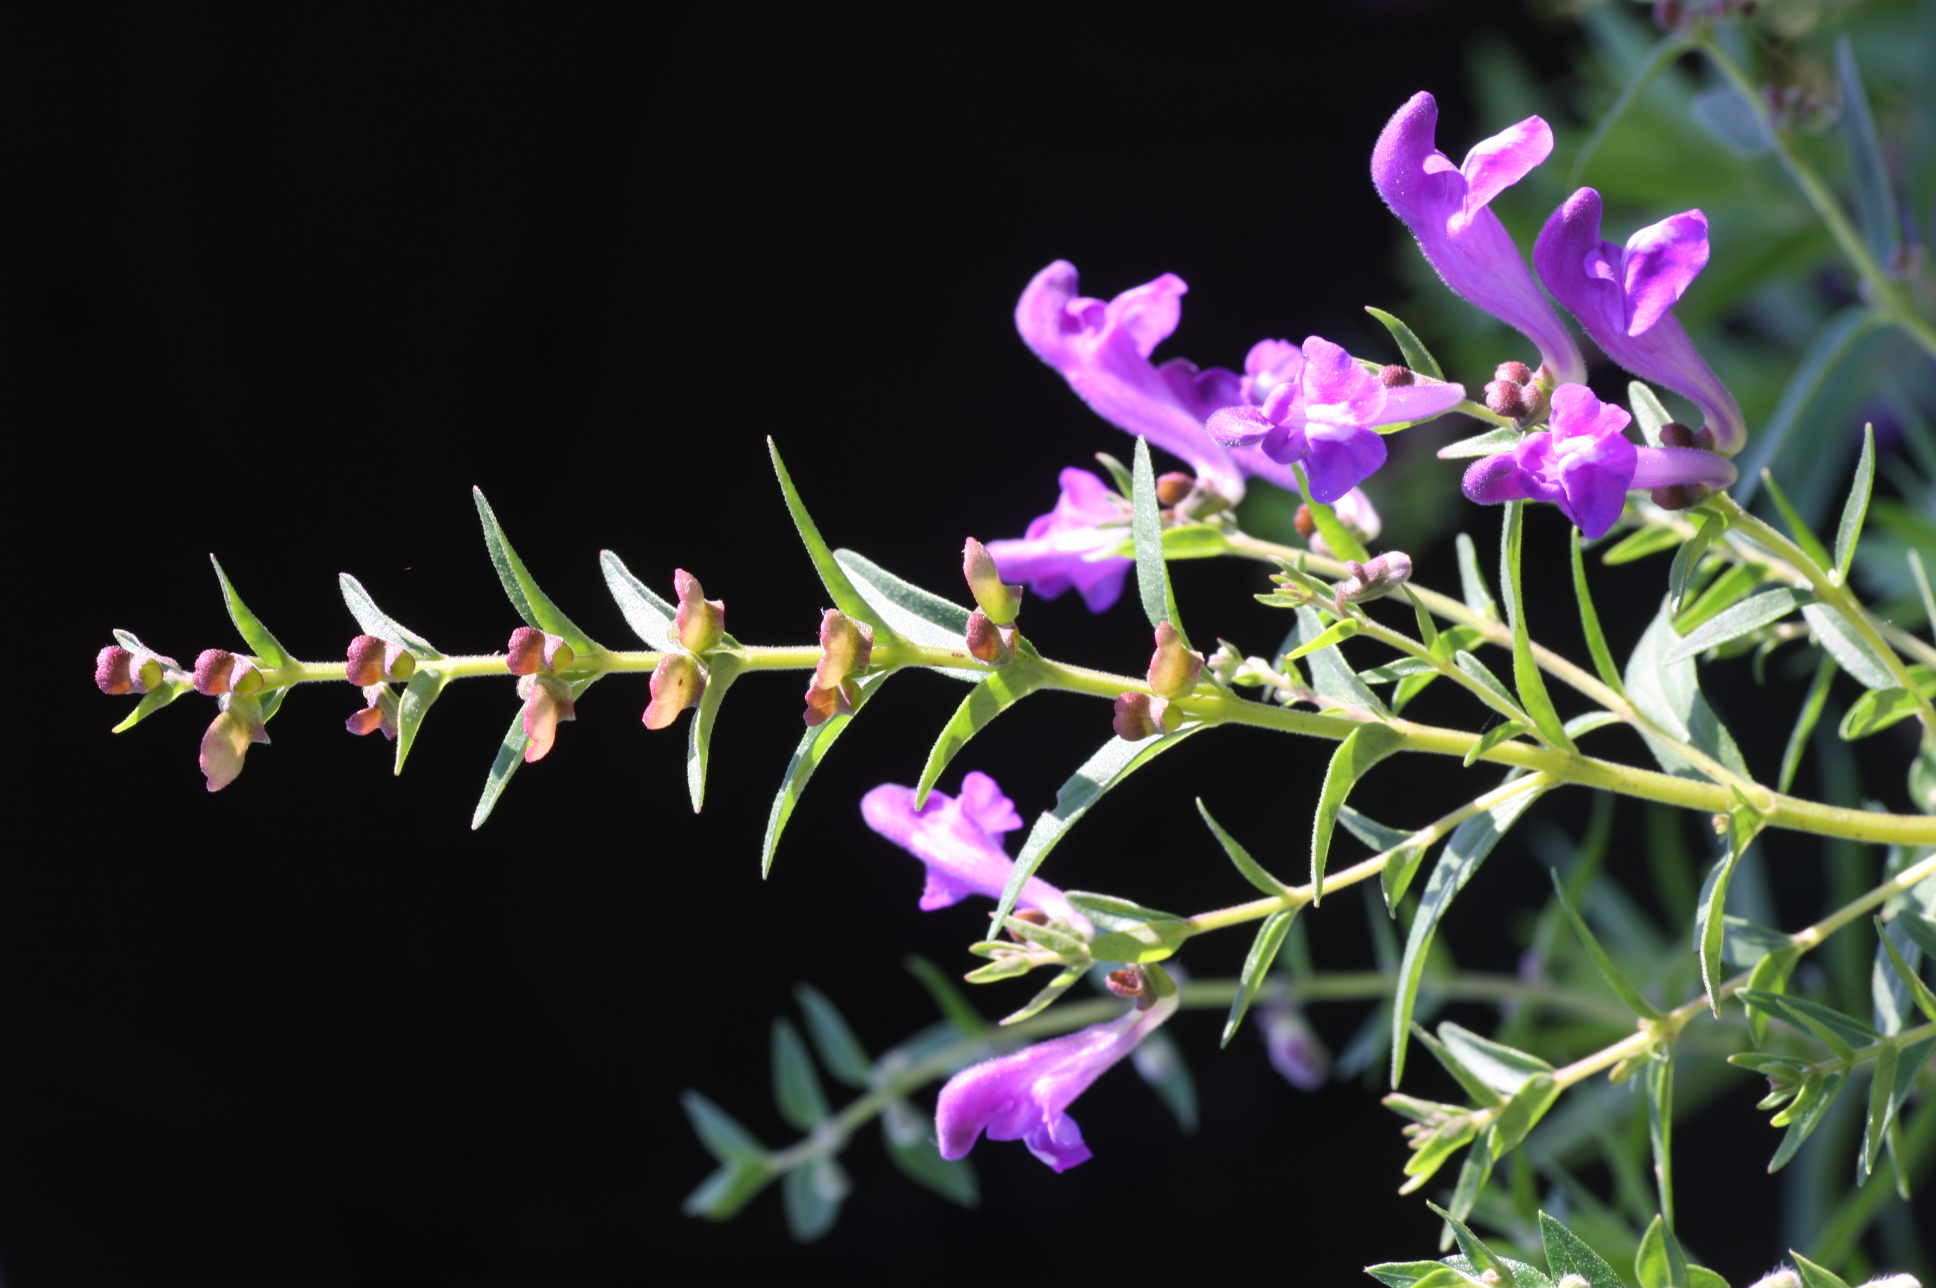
11, 4, 1926, 1283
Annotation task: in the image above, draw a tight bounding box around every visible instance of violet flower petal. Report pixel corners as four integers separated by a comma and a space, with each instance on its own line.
935, 991, 1179, 1171
984, 468, 1132, 613
1631, 445, 1739, 491
861, 778, 1080, 925
1535, 189, 1746, 454
1302, 422, 1389, 505
1372, 92, 1586, 385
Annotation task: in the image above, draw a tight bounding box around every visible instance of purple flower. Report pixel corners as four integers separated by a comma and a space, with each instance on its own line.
983, 468, 1132, 612
861, 771, 1084, 927
1260, 997, 1331, 1091
1204, 337, 1465, 503
1460, 384, 1735, 537
1372, 92, 1587, 386
936, 990, 1180, 1171
1535, 189, 1747, 455
1015, 262, 1311, 502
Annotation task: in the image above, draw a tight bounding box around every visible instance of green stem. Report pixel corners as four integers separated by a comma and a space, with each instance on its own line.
1797, 1021, 1936, 1080
1696, 35, 1936, 361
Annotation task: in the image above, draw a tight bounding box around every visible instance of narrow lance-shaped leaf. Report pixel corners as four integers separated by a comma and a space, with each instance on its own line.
1768, 1070, 1847, 1172
881, 1097, 978, 1207
1634, 1213, 1690, 1288
470, 673, 604, 830
1437, 426, 1523, 460
1464, 720, 1529, 768
598, 550, 676, 648
471, 489, 605, 653
1365, 306, 1443, 380
338, 573, 444, 657
1455, 533, 1497, 620
1664, 587, 1813, 664
1393, 779, 1546, 1085
1674, 561, 1763, 637
1454, 651, 1531, 725
210, 556, 294, 669
1841, 683, 1933, 741
1790, 1249, 1853, 1288
1861, 1040, 1901, 1177
1876, 916, 1936, 1025
834, 550, 971, 648
1910, 550, 1935, 635
1570, 529, 1623, 695
1131, 437, 1189, 646
1602, 526, 1685, 566
1695, 799, 1766, 1015
767, 439, 899, 642
782, 1156, 849, 1242
990, 727, 1206, 932
1668, 511, 1724, 612
1312, 725, 1406, 904
1426, 1201, 1517, 1287
1760, 468, 1835, 570
1624, 598, 1751, 782
1780, 653, 1836, 794
904, 955, 992, 1037
1550, 870, 1662, 1019
1292, 607, 1388, 716
1643, 1048, 1675, 1229
1295, 461, 1370, 563
687, 654, 746, 813
1539, 1211, 1626, 1288
1223, 908, 1296, 1047
763, 672, 891, 876
1446, 1128, 1495, 1229
1282, 618, 1360, 663
914, 668, 1045, 808
394, 665, 450, 775
793, 985, 872, 1090
1835, 37, 1902, 267
1832, 422, 1875, 581
1197, 799, 1291, 896
1802, 602, 1894, 689
772, 1018, 830, 1131
1628, 381, 1675, 446
1412, 1026, 1505, 1108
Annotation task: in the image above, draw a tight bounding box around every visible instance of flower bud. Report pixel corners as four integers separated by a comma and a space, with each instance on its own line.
965, 608, 1014, 665
1484, 379, 1528, 420
1333, 552, 1414, 613
1008, 908, 1051, 940
345, 683, 401, 740
518, 673, 576, 762
1650, 482, 1706, 510
802, 677, 858, 727
95, 645, 136, 695
1378, 364, 1415, 387
674, 569, 726, 654
344, 634, 414, 685
226, 655, 263, 697
1293, 505, 1317, 538
1105, 967, 1146, 998
963, 538, 1024, 626
199, 696, 269, 792
193, 648, 237, 695
1155, 472, 1194, 506
1557, 1277, 1595, 1288
1146, 622, 1203, 699
1743, 1272, 1800, 1288
1261, 998, 1331, 1090
506, 627, 573, 675
1656, 420, 1717, 452
1494, 361, 1534, 385
1112, 692, 1180, 741
814, 609, 874, 689
644, 653, 705, 730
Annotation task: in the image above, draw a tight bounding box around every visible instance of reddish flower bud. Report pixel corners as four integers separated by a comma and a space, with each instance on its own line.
963, 538, 1024, 626
674, 569, 726, 654
1146, 622, 1203, 699
1155, 472, 1195, 507
1112, 692, 1178, 741
347, 635, 388, 687
965, 608, 1015, 665
200, 696, 269, 792
1378, 364, 1415, 387
193, 649, 238, 695
1484, 379, 1528, 420
1105, 967, 1147, 998
96, 645, 135, 695
518, 673, 576, 762
1650, 483, 1707, 511
1333, 552, 1414, 613
345, 683, 401, 740
814, 610, 875, 690
506, 627, 547, 675
644, 653, 704, 730
802, 678, 858, 727
1293, 505, 1317, 538
1493, 361, 1534, 385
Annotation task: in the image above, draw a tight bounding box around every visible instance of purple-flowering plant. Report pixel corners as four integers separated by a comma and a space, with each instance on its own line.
1372, 91, 1587, 386
1203, 336, 1465, 503
935, 987, 1180, 1171
1535, 189, 1747, 455
861, 771, 1086, 930
983, 468, 1132, 613
1461, 384, 1737, 537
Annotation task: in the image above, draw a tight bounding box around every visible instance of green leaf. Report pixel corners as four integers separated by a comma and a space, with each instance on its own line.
1412, 1026, 1505, 1108
782, 1156, 848, 1242
1861, 1040, 1901, 1177
1909, 549, 1935, 636
1643, 1048, 1675, 1227
1436, 1022, 1554, 1097
772, 1018, 830, 1131
1834, 37, 1901, 267
767, 439, 898, 641
762, 672, 890, 876
1571, 529, 1624, 696
1769, 1071, 1846, 1172
469, 674, 604, 830
1381, 836, 1434, 913
834, 550, 976, 673
1551, 870, 1663, 1019
1746, 990, 1881, 1052
1569, 30, 1693, 183
1464, 721, 1529, 768
1664, 588, 1813, 664
1760, 469, 1835, 571
1634, 1213, 1689, 1288
337, 573, 443, 657
1437, 427, 1524, 460
1623, 598, 1751, 783
1673, 562, 1763, 639
793, 985, 871, 1090
1455, 533, 1497, 620
1400, 1116, 1479, 1192
393, 664, 450, 775
1668, 513, 1725, 612
1393, 780, 1545, 1085
1313, 725, 1406, 903
1088, 917, 1192, 965
1131, 1029, 1198, 1133
1802, 603, 1894, 689
687, 653, 746, 813
1159, 524, 1230, 559
1223, 908, 1296, 1046
1602, 526, 1686, 565
1197, 800, 1291, 896
1283, 618, 1362, 663
1296, 463, 1372, 564
1696, 804, 1766, 1015
1780, 653, 1837, 794
1454, 651, 1532, 725
1131, 437, 1188, 646
109, 673, 193, 733
209, 556, 293, 669
683, 1159, 777, 1222
597, 550, 676, 648
1293, 607, 1389, 715
990, 727, 1206, 932
914, 667, 1045, 808
1685, 1270, 1729, 1288
881, 1097, 978, 1206
1840, 684, 1931, 740
1365, 306, 1443, 380
1832, 423, 1876, 582
1366, 1262, 1469, 1288
1539, 1210, 1626, 1288
1877, 918, 1936, 1024
904, 955, 991, 1036
1062, 891, 1183, 932
682, 1089, 768, 1165
1744, 944, 1802, 1045
1447, 1126, 1495, 1226
471, 489, 605, 653
999, 963, 1087, 1025
1734, 308, 1886, 513
1426, 1201, 1517, 1287
1789, 1249, 1852, 1288
1628, 381, 1675, 446
1499, 503, 1571, 749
